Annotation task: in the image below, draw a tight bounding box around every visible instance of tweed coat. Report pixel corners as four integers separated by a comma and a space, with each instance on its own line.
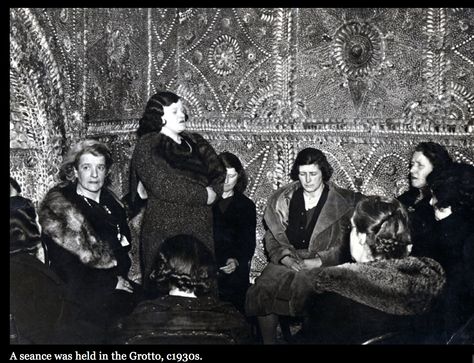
264, 180, 361, 265
130, 131, 225, 288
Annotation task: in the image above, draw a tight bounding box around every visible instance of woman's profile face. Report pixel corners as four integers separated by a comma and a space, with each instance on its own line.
223, 167, 238, 193
349, 217, 371, 263
409, 151, 433, 189
162, 100, 186, 134
298, 163, 324, 193
74, 152, 107, 198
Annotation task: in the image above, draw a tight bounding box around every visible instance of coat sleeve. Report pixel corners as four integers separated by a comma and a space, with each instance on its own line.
312, 215, 352, 266
193, 133, 226, 196
263, 183, 300, 263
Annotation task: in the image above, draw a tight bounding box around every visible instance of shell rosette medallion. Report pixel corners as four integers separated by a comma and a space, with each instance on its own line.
208, 34, 242, 76
333, 21, 384, 79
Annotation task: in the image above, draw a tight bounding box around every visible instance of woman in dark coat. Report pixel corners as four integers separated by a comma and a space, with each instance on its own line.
278, 196, 446, 344
129, 91, 226, 293
423, 162, 474, 341
213, 152, 256, 313
245, 148, 362, 343
10, 194, 100, 344
397, 142, 452, 257
39, 139, 137, 330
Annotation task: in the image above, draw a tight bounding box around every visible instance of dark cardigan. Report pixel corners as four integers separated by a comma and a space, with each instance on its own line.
213, 191, 256, 311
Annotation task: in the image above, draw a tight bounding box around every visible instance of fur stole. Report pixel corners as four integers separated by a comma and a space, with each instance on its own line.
38, 186, 117, 269
151, 131, 225, 186
301, 256, 446, 315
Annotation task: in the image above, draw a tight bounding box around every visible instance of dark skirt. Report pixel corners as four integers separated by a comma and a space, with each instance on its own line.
245, 262, 314, 317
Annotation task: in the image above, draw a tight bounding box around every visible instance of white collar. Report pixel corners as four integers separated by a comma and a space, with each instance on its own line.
169, 287, 197, 298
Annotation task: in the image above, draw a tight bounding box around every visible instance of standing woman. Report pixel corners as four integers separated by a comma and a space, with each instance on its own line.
397, 142, 452, 257
130, 91, 226, 293
213, 152, 256, 313
38, 139, 136, 331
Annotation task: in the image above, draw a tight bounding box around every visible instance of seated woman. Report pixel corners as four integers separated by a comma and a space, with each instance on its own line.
424, 162, 474, 341
287, 196, 446, 344
213, 151, 256, 313
397, 142, 452, 257
38, 139, 139, 330
10, 193, 100, 344
111, 234, 252, 344
245, 147, 362, 344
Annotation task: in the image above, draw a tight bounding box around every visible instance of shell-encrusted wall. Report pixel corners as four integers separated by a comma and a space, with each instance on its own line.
10, 8, 474, 281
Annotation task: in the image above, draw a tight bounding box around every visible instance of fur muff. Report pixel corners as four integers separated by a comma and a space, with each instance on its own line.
300, 256, 446, 316
39, 186, 117, 269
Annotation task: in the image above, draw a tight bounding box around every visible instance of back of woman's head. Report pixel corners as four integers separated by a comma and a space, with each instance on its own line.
428, 162, 474, 215
219, 151, 248, 193
59, 139, 113, 186
10, 196, 42, 255
290, 147, 333, 182
137, 91, 181, 137
353, 196, 411, 259
151, 234, 216, 295
414, 142, 452, 176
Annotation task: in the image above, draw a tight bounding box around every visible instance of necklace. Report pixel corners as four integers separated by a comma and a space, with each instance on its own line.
181, 138, 192, 153
80, 194, 122, 242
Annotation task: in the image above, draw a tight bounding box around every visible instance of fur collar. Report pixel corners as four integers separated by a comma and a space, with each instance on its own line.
38, 185, 117, 269
151, 131, 225, 184
302, 256, 446, 315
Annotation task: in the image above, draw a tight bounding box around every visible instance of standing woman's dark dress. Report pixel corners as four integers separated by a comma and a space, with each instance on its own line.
213, 191, 256, 312
130, 131, 225, 290
39, 183, 135, 328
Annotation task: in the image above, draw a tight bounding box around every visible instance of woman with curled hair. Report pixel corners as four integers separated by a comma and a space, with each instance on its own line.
152, 234, 217, 296
245, 147, 362, 344
278, 196, 446, 344
351, 195, 412, 261
423, 163, 474, 341
111, 235, 252, 344
398, 141, 453, 257
129, 91, 226, 293
38, 139, 138, 332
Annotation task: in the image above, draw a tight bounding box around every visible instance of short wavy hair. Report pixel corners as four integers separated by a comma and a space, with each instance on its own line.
428, 162, 474, 215
58, 139, 113, 187
219, 151, 248, 193
290, 147, 333, 182
150, 234, 216, 296
136, 91, 188, 137
352, 195, 411, 260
